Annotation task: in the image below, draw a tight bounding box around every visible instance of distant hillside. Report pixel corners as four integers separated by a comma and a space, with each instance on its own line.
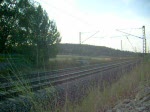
58, 44, 136, 57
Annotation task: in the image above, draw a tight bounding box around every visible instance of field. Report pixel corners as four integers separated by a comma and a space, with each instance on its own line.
54, 55, 112, 61
0, 54, 114, 77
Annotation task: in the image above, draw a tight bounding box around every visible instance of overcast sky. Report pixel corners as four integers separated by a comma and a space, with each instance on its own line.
35, 0, 150, 52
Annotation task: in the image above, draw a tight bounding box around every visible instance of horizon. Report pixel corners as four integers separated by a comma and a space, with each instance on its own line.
59, 43, 144, 53
35, 0, 150, 53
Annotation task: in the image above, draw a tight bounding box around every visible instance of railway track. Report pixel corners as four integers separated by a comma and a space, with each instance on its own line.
0, 59, 140, 105
0, 59, 129, 82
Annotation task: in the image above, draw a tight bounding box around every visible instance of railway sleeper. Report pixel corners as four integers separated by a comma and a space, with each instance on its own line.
0, 61, 127, 84
0, 60, 139, 103
0, 63, 101, 83
1, 61, 133, 92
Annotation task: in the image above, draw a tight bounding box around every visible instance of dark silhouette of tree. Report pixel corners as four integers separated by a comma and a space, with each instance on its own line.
0, 0, 60, 65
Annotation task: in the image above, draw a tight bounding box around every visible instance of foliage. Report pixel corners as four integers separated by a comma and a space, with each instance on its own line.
0, 0, 60, 66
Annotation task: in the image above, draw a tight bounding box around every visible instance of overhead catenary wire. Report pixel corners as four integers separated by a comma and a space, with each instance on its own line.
81, 31, 100, 43
116, 29, 143, 39
125, 35, 135, 51
117, 27, 142, 30
37, 0, 99, 29
93, 35, 130, 38
36, 0, 149, 52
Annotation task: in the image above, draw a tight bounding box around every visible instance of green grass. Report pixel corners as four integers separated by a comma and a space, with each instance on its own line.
40, 55, 113, 71
1, 54, 131, 76
0, 54, 114, 112
1, 54, 147, 112
1, 54, 112, 76
47, 55, 119, 70
55, 55, 111, 60
59, 60, 150, 112
54, 55, 115, 62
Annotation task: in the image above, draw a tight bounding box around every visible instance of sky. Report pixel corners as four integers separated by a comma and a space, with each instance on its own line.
35, 0, 150, 52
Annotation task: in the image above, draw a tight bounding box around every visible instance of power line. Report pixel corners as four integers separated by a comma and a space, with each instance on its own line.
125, 36, 135, 51
117, 27, 142, 30
81, 31, 100, 43
116, 29, 143, 39
36, 0, 149, 52
93, 35, 129, 38
37, 0, 98, 28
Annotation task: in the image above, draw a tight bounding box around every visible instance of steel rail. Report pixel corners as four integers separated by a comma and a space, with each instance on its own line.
0, 59, 140, 103
0, 59, 131, 91
0, 59, 134, 91
0, 59, 129, 83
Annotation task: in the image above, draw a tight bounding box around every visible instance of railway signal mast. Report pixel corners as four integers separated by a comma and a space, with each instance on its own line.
79, 31, 99, 44
79, 32, 81, 44
79, 26, 146, 55
142, 26, 146, 54
116, 26, 146, 54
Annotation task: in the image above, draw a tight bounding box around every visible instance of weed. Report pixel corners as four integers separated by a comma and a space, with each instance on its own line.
63, 61, 150, 112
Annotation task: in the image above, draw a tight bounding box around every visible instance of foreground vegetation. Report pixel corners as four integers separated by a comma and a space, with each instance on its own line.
59, 59, 150, 112
0, 54, 113, 76
0, 56, 149, 112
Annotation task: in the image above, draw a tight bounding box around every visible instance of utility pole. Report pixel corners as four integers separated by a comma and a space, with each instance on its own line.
135, 47, 137, 53
79, 32, 81, 44
116, 26, 146, 55
121, 40, 122, 51
142, 26, 146, 54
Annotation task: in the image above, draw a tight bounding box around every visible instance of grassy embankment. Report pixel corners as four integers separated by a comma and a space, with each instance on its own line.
0, 54, 147, 112
60, 58, 150, 112
0, 54, 113, 112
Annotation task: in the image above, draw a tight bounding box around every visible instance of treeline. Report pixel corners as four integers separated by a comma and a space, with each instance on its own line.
0, 0, 60, 65
58, 44, 137, 57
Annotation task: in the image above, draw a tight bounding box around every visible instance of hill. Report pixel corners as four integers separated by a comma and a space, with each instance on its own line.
58, 44, 136, 57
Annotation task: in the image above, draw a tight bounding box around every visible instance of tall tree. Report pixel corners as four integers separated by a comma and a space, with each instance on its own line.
0, 0, 17, 52
0, 0, 60, 65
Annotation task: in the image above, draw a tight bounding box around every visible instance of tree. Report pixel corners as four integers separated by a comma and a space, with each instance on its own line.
0, 0, 17, 52
0, 0, 60, 65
